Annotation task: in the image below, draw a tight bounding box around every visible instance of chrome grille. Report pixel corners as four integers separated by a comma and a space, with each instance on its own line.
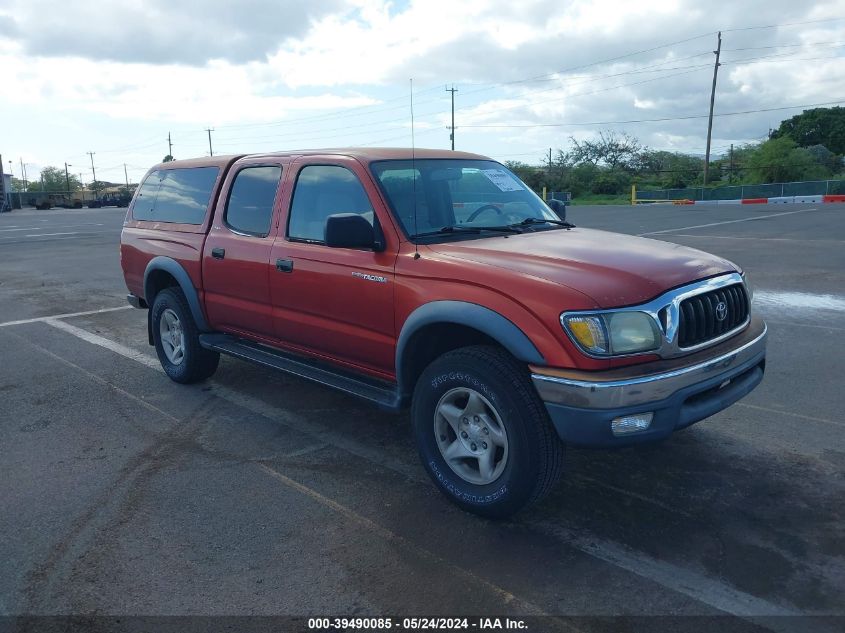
677, 283, 749, 348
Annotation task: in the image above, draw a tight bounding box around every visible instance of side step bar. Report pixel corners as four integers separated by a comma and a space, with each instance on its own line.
199, 333, 402, 411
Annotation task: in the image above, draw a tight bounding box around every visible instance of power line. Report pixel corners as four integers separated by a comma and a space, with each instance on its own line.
721, 16, 845, 32
207, 62, 714, 147
460, 99, 845, 128
203, 84, 446, 132
31, 15, 845, 162
458, 66, 708, 124
108, 19, 845, 152
202, 46, 836, 148
723, 39, 845, 51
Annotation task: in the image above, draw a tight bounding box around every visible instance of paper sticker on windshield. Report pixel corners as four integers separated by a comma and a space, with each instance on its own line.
481, 169, 523, 192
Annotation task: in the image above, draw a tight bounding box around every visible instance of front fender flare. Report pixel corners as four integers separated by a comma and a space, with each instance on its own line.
143, 256, 210, 332
396, 300, 544, 394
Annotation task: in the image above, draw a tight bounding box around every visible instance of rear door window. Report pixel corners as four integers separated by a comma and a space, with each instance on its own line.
133, 167, 219, 224
224, 166, 282, 236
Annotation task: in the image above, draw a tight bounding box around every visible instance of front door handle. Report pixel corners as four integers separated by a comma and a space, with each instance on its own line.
211, 247, 225, 260
276, 258, 294, 273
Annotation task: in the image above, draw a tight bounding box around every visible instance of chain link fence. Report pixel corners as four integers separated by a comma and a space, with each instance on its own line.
638, 179, 845, 201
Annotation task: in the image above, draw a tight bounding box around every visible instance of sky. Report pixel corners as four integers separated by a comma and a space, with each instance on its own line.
1, 0, 844, 186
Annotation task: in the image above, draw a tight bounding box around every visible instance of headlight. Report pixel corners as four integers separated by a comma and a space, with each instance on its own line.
562, 311, 661, 357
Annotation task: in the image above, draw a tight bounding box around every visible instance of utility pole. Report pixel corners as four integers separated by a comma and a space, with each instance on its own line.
206, 128, 214, 157
87, 151, 97, 189
446, 85, 458, 150
64, 162, 72, 193
0, 154, 6, 213
729, 144, 734, 184
0, 155, 9, 213
703, 31, 722, 186
20, 158, 27, 190
167, 131, 173, 158
124, 163, 130, 189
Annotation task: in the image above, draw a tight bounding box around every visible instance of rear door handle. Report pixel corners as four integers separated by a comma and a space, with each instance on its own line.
211, 247, 225, 260
276, 258, 294, 273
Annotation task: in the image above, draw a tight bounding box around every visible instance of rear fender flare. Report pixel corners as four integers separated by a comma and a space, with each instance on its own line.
143, 256, 210, 332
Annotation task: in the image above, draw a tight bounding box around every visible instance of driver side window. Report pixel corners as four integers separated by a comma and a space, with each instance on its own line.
287, 165, 374, 243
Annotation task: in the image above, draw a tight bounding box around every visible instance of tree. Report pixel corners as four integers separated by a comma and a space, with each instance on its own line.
771, 107, 845, 154
163, 154, 175, 162
569, 130, 642, 170
804, 144, 839, 172
743, 137, 830, 183
89, 180, 109, 195
26, 166, 83, 193
638, 150, 702, 188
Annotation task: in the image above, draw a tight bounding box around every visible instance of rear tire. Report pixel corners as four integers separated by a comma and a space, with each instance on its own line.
411, 345, 564, 518
151, 288, 219, 384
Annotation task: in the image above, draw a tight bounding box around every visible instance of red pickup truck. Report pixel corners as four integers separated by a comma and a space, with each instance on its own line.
120, 149, 767, 517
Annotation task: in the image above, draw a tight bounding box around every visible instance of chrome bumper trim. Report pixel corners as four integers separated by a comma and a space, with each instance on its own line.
532, 324, 767, 409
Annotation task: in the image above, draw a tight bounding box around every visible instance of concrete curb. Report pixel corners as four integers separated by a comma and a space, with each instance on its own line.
688, 194, 840, 205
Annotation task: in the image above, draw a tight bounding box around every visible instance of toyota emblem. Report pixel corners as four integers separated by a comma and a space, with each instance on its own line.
715, 301, 728, 321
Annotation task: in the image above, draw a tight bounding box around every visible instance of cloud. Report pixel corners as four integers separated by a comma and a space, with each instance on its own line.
0, 14, 17, 37
0, 0, 347, 65
2, 0, 845, 174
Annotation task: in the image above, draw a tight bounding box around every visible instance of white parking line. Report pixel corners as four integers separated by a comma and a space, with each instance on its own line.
34, 317, 812, 618
535, 521, 800, 617
737, 403, 845, 429
45, 318, 160, 368
0, 305, 131, 328
638, 208, 817, 236
24, 232, 80, 237
0, 223, 104, 232
662, 234, 843, 243
259, 463, 552, 617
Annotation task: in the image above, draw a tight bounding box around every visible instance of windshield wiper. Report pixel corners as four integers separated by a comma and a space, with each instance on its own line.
514, 217, 576, 229
414, 224, 523, 238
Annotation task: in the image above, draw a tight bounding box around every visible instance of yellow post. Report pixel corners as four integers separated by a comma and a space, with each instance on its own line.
631, 183, 636, 206
542, 186, 547, 201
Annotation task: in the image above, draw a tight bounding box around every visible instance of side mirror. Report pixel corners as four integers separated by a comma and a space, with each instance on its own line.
325, 213, 377, 250
548, 199, 567, 221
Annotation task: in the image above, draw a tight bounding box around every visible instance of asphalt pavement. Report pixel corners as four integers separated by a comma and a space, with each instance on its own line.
0, 203, 843, 631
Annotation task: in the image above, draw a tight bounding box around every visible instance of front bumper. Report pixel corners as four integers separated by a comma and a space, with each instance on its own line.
532, 318, 767, 447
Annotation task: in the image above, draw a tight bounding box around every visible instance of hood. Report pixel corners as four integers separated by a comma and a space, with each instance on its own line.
427, 228, 737, 308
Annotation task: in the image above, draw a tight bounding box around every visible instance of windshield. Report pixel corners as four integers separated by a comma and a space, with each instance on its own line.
370, 159, 559, 240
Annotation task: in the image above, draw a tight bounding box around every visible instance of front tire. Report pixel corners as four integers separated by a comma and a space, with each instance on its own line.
411, 345, 564, 518
151, 288, 219, 384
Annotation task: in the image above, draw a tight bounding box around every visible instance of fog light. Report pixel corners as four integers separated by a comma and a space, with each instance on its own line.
611, 413, 654, 436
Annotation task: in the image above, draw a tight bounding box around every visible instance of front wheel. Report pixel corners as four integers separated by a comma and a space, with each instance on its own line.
151, 288, 219, 384
411, 345, 564, 518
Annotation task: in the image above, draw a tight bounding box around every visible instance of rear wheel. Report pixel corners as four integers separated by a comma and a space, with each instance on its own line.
412, 345, 564, 518
151, 288, 219, 383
